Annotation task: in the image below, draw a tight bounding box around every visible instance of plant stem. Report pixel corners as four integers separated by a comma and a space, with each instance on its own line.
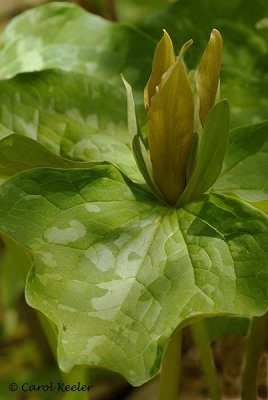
62, 366, 90, 400
37, 311, 58, 360
241, 312, 267, 400
75, 0, 117, 21
158, 329, 182, 400
75, 0, 91, 13
38, 313, 91, 399
106, 0, 117, 21
192, 320, 221, 400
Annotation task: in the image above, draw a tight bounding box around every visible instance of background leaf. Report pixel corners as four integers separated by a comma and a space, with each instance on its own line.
0, 70, 141, 181
0, 134, 94, 179
213, 120, 268, 205
0, 2, 155, 94
116, 0, 166, 25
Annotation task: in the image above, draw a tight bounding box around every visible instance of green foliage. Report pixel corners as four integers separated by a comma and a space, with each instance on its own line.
116, 0, 166, 24
0, 3, 155, 93
0, 71, 141, 181
0, 166, 267, 384
0, 0, 267, 390
213, 120, 268, 207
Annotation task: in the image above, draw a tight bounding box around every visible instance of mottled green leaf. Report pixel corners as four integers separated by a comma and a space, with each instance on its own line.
0, 2, 155, 93
213, 120, 268, 204
0, 70, 141, 181
0, 165, 267, 385
0, 134, 93, 179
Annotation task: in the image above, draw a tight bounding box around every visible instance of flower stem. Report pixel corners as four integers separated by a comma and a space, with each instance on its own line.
241, 312, 267, 400
106, 0, 118, 21
37, 313, 91, 399
192, 320, 221, 400
36, 311, 58, 360
158, 329, 182, 400
62, 367, 90, 400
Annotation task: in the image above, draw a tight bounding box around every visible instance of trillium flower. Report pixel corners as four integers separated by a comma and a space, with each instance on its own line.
123, 29, 229, 207
145, 32, 194, 205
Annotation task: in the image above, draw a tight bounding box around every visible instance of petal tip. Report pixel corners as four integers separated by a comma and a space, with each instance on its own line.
179, 38, 193, 56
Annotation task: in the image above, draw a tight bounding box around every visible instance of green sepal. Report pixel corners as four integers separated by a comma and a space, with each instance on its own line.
186, 131, 199, 183
122, 76, 166, 203
122, 76, 138, 140
178, 99, 230, 206
132, 134, 167, 203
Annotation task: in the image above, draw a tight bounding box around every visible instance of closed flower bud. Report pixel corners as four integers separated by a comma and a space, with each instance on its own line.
145, 31, 194, 205
144, 29, 223, 206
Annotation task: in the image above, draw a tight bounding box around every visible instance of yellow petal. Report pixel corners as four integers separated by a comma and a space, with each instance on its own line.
196, 29, 223, 127
147, 54, 194, 205
144, 30, 175, 110
179, 39, 193, 56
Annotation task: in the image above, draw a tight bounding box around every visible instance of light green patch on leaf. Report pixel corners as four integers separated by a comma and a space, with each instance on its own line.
0, 165, 267, 385
61, 130, 141, 183
213, 120, 268, 205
